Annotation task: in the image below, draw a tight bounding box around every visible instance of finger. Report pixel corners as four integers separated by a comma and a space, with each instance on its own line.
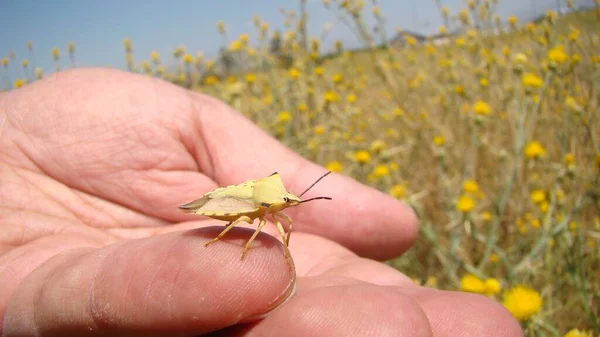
397, 287, 524, 337
3, 227, 295, 337
217, 282, 433, 337
188, 93, 419, 260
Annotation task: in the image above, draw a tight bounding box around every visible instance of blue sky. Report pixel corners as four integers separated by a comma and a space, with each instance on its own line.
0, 0, 595, 79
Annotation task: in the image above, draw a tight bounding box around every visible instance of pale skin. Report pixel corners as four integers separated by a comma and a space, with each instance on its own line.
0, 68, 524, 337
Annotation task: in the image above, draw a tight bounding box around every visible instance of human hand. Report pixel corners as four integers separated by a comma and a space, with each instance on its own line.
0, 68, 523, 336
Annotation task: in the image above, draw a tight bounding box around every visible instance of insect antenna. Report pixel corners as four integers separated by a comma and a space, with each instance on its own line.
299, 171, 332, 197
299, 196, 332, 203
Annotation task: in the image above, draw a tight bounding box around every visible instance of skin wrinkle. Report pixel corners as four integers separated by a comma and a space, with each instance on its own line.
188, 93, 216, 179
9, 136, 176, 229
0, 114, 6, 143
9, 161, 87, 226
73, 190, 168, 229
88, 240, 128, 332
304, 254, 357, 279
140, 238, 179, 323
165, 251, 184, 323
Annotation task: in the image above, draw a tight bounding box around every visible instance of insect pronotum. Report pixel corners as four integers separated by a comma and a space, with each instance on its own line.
178, 171, 332, 269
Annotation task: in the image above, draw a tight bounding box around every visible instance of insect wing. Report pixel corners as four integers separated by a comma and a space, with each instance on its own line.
192, 196, 258, 214
179, 180, 258, 214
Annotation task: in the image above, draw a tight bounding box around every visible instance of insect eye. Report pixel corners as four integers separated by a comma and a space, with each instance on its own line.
283, 197, 290, 202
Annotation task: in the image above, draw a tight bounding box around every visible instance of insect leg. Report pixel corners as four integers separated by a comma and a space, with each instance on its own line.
274, 212, 293, 246
240, 217, 267, 260
205, 215, 253, 247
273, 217, 293, 271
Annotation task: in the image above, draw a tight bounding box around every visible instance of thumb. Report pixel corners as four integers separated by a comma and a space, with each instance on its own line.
3, 227, 295, 336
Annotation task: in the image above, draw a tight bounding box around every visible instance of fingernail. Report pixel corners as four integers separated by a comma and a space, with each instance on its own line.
241, 274, 297, 323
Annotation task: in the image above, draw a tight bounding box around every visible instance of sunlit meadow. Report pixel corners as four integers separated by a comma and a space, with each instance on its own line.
3, 0, 600, 336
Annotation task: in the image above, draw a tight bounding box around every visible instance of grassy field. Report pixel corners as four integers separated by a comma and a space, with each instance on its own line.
4, 1, 600, 336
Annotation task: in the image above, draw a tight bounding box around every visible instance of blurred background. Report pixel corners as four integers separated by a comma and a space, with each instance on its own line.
2, 1, 599, 336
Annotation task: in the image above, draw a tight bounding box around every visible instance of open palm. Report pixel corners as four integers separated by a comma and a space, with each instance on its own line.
0, 68, 522, 336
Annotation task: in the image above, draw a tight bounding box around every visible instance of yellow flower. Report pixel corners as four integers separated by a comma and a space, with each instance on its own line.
314, 66, 324, 76
150, 51, 160, 62
530, 190, 546, 204
314, 125, 325, 135
548, 45, 569, 64
288, 68, 300, 79
326, 161, 343, 173
245, 73, 256, 83
332, 73, 343, 84
372, 164, 389, 178
346, 93, 357, 103
479, 77, 489, 87
183, 53, 194, 64
564, 329, 595, 337
446, 79, 462, 92
393, 107, 405, 116
508, 15, 517, 26
565, 96, 582, 112
14, 78, 25, 88
51, 47, 60, 60
489, 253, 499, 264
456, 194, 476, 213
563, 153, 576, 166
323, 91, 339, 103
262, 95, 273, 105
502, 285, 542, 321
463, 180, 479, 194
353, 150, 370, 164
389, 184, 406, 199
1, 58, 8, 67
123, 38, 131, 50
460, 274, 485, 293
484, 278, 502, 296
522, 72, 543, 89
203, 75, 218, 85
277, 111, 292, 123
21, 59, 28, 68
433, 135, 445, 146
524, 141, 546, 159
481, 211, 492, 221
569, 221, 578, 232
473, 101, 491, 115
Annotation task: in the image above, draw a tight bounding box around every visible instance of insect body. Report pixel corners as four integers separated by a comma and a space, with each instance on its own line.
178, 171, 332, 269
